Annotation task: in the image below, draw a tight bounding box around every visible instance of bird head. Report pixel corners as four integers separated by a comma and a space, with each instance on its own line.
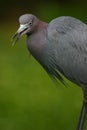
12, 14, 39, 45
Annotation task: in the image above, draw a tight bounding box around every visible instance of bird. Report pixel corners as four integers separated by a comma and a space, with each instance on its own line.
12, 14, 87, 130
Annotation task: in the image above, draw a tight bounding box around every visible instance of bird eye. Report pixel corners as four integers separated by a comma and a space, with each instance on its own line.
29, 22, 32, 25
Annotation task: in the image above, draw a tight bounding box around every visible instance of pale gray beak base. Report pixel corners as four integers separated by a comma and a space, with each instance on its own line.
12, 24, 29, 46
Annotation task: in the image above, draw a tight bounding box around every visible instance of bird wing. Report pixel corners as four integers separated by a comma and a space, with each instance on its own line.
46, 16, 87, 85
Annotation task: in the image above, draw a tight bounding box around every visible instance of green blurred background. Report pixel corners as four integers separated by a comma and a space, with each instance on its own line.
0, 0, 87, 130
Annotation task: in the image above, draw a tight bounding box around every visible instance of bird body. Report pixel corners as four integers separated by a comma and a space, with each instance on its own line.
27, 16, 87, 87
12, 14, 87, 130
47, 17, 87, 85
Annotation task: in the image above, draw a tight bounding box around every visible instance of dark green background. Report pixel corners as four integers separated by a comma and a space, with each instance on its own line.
0, 0, 87, 130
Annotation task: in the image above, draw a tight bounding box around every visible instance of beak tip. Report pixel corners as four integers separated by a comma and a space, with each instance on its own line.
11, 32, 20, 46
11, 36, 15, 46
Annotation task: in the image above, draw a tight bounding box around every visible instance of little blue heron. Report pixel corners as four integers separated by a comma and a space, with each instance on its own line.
12, 14, 87, 130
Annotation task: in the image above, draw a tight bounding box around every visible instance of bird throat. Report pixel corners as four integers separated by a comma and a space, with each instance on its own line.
27, 27, 47, 63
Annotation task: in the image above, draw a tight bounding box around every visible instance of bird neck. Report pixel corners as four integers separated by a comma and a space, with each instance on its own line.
37, 21, 48, 31
26, 21, 48, 64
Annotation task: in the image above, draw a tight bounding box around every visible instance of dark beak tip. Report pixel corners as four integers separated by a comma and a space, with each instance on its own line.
11, 32, 20, 46
11, 34, 16, 46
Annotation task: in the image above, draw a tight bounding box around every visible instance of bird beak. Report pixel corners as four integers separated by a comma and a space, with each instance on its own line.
12, 24, 29, 46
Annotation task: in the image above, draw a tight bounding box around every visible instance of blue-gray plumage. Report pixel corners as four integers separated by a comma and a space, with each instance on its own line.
12, 14, 87, 130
